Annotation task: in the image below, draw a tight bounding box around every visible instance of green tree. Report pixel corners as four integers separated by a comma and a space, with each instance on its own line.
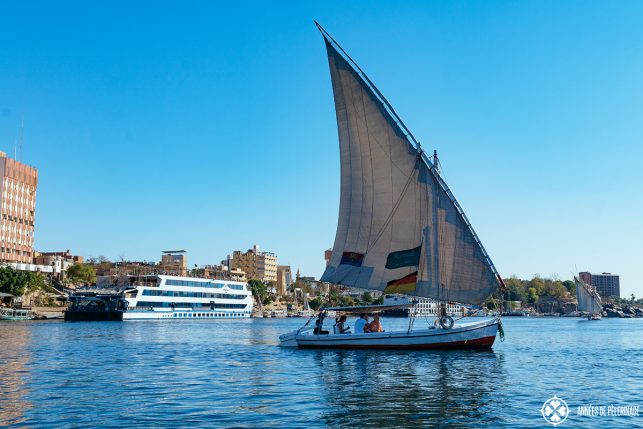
27, 272, 53, 293
327, 285, 342, 306
0, 266, 55, 297
373, 295, 384, 305
362, 292, 373, 304
562, 280, 575, 294
542, 280, 567, 298
309, 297, 323, 311
248, 279, 269, 305
66, 263, 97, 286
339, 295, 356, 307
529, 275, 545, 296
505, 277, 526, 302
0, 266, 28, 296
527, 287, 539, 304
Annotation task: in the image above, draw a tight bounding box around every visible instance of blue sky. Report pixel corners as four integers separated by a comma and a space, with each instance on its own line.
1, 1, 641, 297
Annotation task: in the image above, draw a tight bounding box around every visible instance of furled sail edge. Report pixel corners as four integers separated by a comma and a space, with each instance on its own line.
427, 161, 504, 290
315, 21, 505, 294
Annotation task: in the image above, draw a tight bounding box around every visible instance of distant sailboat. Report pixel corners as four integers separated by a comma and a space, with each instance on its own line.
575, 276, 603, 320
279, 23, 506, 349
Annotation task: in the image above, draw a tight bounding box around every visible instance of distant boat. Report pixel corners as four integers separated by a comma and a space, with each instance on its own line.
575, 276, 603, 320
279, 23, 506, 350
0, 307, 34, 320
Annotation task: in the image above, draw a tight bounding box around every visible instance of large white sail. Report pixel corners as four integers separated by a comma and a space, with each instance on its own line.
318, 26, 502, 305
575, 277, 603, 314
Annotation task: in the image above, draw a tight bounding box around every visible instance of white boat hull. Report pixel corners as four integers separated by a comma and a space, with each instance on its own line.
281, 318, 500, 350
122, 309, 252, 320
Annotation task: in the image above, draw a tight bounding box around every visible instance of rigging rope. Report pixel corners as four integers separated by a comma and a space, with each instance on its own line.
366, 155, 422, 253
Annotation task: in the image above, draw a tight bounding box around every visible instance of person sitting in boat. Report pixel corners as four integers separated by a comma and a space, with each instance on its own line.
313, 314, 329, 335
354, 314, 369, 333
333, 315, 350, 334
367, 315, 383, 333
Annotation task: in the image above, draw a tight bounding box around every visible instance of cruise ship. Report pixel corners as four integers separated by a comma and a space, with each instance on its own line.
65, 274, 254, 321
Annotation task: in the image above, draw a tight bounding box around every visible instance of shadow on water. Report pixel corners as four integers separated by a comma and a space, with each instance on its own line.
0, 323, 33, 427
312, 348, 507, 428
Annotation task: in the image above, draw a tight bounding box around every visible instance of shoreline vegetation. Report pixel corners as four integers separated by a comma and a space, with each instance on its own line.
2, 263, 642, 318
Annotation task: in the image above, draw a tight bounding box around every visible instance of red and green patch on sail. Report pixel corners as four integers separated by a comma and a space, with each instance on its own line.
340, 251, 365, 267
384, 272, 418, 294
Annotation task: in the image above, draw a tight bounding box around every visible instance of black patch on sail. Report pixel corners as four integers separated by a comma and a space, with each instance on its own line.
385, 246, 421, 269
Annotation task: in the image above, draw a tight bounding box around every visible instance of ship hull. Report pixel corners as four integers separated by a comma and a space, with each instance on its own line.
64, 310, 124, 321
285, 318, 499, 350
122, 309, 251, 320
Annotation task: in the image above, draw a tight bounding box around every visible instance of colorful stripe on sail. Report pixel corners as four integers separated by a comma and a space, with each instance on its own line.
384, 272, 418, 294
385, 246, 421, 269
340, 251, 365, 267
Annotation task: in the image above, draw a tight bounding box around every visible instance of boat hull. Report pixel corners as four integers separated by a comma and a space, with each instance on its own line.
122, 309, 252, 320
289, 318, 499, 350
64, 310, 124, 321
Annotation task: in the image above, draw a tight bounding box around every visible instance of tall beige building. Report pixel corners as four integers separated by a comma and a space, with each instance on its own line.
231, 245, 277, 283
0, 152, 38, 264
276, 265, 292, 295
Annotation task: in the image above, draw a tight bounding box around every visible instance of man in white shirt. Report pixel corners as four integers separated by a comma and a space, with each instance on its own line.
353, 314, 369, 334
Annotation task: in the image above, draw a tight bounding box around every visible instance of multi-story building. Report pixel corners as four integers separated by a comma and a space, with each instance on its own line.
231, 245, 277, 283
579, 271, 620, 300
33, 250, 83, 281
276, 265, 292, 295
0, 152, 37, 264
160, 250, 187, 276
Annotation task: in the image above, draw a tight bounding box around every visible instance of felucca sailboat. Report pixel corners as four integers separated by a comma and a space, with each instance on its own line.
575, 276, 603, 320
280, 23, 506, 349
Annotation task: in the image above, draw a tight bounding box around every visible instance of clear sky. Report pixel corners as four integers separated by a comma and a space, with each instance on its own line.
1, 1, 642, 297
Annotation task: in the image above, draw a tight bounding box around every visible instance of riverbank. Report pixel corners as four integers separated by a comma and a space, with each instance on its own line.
31, 306, 65, 319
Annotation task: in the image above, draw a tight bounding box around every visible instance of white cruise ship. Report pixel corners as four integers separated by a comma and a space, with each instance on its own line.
66, 275, 254, 321
120, 274, 254, 320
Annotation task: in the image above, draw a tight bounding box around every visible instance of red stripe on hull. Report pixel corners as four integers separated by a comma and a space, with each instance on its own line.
298, 334, 497, 350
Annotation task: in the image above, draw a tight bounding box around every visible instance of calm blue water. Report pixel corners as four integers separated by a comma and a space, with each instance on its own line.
0, 317, 641, 428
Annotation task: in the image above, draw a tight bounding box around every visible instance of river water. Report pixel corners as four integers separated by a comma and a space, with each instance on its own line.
0, 317, 641, 428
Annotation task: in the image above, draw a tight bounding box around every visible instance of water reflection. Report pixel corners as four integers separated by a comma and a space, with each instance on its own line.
0, 322, 33, 426
315, 349, 506, 428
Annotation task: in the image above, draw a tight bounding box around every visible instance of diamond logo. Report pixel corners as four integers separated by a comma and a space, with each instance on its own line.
541, 396, 569, 426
